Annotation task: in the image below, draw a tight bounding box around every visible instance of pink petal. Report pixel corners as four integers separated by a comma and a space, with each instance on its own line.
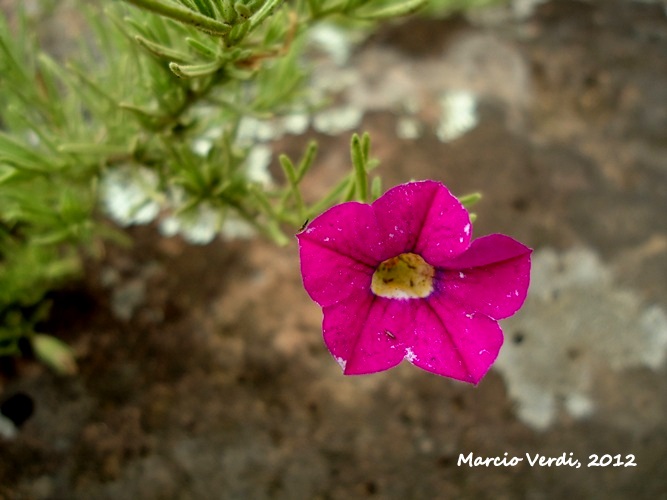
371, 180, 471, 263
439, 234, 533, 320
322, 295, 417, 375
297, 202, 382, 307
298, 240, 374, 308
409, 298, 504, 384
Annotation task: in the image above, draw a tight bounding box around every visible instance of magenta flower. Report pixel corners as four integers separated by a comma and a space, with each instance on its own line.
297, 180, 532, 384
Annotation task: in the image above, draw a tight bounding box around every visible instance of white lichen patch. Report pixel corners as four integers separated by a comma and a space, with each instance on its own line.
564, 392, 595, 419
282, 113, 310, 135
313, 106, 363, 136
220, 213, 256, 240
308, 23, 354, 66
396, 116, 423, 140
177, 204, 222, 245
159, 202, 222, 245
436, 90, 479, 142
305, 29, 515, 143
100, 166, 160, 227
111, 279, 146, 321
236, 116, 282, 146
191, 125, 224, 157
511, 0, 548, 19
245, 144, 273, 187
496, 247, 667, 431
0, 414, 17, 440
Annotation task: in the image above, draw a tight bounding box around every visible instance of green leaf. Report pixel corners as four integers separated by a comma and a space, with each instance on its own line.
186, 37, 218, 58
220, 0, 238, 23
57, 143, 132, 157
192, 0, 217, 18
234, 1, 253, 19
135, 35, 193, 62
228, 20, 250, 44
169, 59, 223, 78
0, 133, 56, 174
248, 0, 283, 32
370, 175, 382, 201
350, 133, 368, 203
353, 0, 427, 19
458, 192, 482, 208
296, 140, 318, 182
122, 0, 232, 36
32, 334, 78, 375
279, 154, 305, 218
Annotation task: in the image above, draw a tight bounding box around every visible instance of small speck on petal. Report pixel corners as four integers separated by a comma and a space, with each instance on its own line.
335, 356, 347, 370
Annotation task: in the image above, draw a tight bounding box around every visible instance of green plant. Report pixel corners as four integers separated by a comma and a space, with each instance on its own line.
0, 0, 490, 372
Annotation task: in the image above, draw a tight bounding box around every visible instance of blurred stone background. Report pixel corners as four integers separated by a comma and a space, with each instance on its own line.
1, 0, 666, 498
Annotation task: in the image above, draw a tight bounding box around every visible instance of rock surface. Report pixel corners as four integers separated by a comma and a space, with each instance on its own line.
1, 0, 667, 498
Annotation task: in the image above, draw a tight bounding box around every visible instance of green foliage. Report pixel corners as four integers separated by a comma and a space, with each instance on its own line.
422, 0, 506, 17
0, 0, 487, 367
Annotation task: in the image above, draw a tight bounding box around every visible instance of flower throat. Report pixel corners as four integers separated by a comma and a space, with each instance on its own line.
371, 253, 435, 299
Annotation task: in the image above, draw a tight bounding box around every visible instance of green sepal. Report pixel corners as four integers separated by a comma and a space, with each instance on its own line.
458, 192, 482, 208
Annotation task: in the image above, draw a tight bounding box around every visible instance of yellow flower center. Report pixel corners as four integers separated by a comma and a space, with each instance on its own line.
371, 253, 435, 299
